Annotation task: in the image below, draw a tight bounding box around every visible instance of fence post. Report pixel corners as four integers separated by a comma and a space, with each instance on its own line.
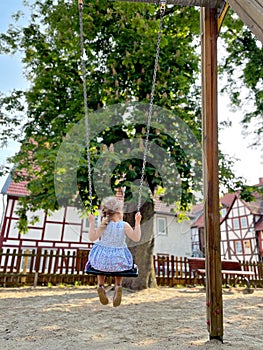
34, 271, 38, 288
21, 249, 30, 284
33, 248, 42, 287
170, 255, 174, 287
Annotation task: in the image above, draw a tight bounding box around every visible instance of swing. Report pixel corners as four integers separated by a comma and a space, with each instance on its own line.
85, 261, 139, 277
78, 0, 166, 278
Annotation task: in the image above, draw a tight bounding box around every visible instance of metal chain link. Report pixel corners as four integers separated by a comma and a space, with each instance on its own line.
78, 0, 93, 212
137, 4, 166, 212
78, 0, 166, 213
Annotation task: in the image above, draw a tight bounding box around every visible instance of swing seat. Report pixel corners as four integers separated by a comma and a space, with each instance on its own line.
85, 262, 138, 277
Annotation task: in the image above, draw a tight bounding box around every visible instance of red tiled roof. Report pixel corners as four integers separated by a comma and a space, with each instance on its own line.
3, 174, 263, 217
192, 212, 204, 228
191, 183, 263, 228
5, 180, 29, 196
244, 177, 263, 214
255, 217, 263, 231
191, 193, 237, 228
221, 193, 236, 207
154, 197, 176, 214
244, 198, 263, 215
191, 203, 204, 215
1, 174, 29, 197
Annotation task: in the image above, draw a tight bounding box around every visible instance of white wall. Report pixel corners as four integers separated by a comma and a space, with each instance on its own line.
153, 214, 192, 257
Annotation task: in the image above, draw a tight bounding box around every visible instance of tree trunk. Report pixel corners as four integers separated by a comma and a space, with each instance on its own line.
123, 199, 157, 290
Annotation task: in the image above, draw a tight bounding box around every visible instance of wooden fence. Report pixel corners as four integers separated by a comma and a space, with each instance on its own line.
154, 255, 263, 288
0, 249, 262, 288
0, 248, 96, 287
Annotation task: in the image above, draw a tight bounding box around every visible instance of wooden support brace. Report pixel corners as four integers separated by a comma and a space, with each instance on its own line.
217, 3, 229, 31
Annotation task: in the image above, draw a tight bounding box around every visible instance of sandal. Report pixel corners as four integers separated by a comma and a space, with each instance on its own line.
113, 286, 122, 307
97, 286, 109, 305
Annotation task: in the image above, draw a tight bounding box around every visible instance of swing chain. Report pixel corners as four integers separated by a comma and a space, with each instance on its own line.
137, 1, 166, 212
78, 0, 166, 213
78, 0, 93, 212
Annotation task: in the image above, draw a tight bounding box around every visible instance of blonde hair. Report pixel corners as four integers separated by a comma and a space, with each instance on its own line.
100, 196, 123, 224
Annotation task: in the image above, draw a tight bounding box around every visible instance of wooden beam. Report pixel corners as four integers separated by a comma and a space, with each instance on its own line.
227, 0, 263, 43
217, 3, 229, 31
201, 6, 223, 342
113, 0, 224, 8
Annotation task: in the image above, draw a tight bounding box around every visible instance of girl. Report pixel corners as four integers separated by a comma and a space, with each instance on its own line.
87, 196, 141, 307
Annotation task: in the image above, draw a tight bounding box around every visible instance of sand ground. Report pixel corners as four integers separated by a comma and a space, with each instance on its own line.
0, 286, 262, 350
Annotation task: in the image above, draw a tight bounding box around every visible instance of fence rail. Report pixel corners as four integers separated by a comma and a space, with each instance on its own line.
0, 249, 262, 288
0, 248, 96, 287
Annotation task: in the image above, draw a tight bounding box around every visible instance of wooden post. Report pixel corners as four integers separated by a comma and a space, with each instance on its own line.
33, 272, 38, 288
201, 7, 223, 341
21, 249, 30, 283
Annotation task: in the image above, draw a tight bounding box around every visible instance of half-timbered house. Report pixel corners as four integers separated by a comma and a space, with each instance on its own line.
191, 178, 263, 262
2, 174, 262, 261
0, 175, 93, 254
0, 175, 193, 258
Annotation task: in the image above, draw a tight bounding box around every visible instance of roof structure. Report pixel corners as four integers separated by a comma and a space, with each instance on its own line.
220, 192, 236, 208
154, 197, 178, 215
255, 216, 263, 231
244, 195, 263, 215
3, 172, 263, 216
228, 0, 263, 43
191, 179, 263, 228
1, 174, 29, 197
114, 1, 263, 42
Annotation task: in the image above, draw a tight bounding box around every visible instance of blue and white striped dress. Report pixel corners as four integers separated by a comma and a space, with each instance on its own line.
88, 220, 133, 272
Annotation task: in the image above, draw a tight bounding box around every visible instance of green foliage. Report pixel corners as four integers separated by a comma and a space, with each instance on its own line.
219, 9, 263, 148
0, 0, 204, 232
1, 1, 261, 233
74, 281, 82, 287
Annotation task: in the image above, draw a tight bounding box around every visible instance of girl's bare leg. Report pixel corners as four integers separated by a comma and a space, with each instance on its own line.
97, 275, 105, 286
114, 276, 123, 286
113, 276, 123, 307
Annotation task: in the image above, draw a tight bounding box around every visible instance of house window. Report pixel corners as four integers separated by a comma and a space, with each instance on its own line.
240, 217, 248, 228
243, 240, 251, 254
235, 241, 242, 254
233, 218, 240, 229
157, 217, 167, 236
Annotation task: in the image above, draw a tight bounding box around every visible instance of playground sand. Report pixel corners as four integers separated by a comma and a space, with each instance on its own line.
0, 286, 262, 350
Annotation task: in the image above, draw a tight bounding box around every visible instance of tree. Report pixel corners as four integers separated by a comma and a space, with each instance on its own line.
216, 9, 263, 201
53, 102, 202, 289
2, 1, 259, 289
219, 9, 263, 150
0, 0, 204, 289
0, 1, 201, 146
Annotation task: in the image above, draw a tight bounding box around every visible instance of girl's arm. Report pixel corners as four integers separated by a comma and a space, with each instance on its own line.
125, 212, 142, 242
88, 214, 106, 242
